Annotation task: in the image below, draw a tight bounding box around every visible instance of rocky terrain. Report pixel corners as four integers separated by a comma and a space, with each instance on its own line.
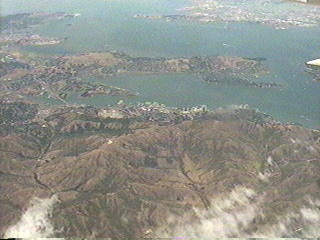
0, 100, 320, 238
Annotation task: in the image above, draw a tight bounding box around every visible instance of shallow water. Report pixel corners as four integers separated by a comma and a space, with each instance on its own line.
2, 0, 320, 127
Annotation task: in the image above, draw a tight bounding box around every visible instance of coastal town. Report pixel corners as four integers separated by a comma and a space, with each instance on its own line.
135, 0, 320, 29
0, 97, 278, 139
0, 12, 78, 47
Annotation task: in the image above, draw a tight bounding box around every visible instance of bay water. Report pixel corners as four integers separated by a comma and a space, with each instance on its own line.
2, 0, 319, 127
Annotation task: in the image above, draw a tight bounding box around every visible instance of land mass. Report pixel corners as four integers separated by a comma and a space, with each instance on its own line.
1, 49, 281, 103
0, 12, 78, 47
0, 99, 320, 238
1, 9, 320, 239
1, 11, 282, 105
134, 0, 320, 29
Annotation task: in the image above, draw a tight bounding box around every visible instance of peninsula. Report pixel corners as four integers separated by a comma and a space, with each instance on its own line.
0, 12, 77, 47
0, 12, 281, 103
1, 50, 280, 103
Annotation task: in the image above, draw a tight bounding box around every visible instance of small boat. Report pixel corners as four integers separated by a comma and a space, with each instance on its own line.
306, 58, 320, 67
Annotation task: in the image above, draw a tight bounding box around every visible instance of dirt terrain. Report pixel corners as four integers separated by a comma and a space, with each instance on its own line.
1, 101, 319, 238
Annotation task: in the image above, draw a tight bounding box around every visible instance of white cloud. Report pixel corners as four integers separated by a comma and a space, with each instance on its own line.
4, 195, 58, 239
154, 187, 320, 238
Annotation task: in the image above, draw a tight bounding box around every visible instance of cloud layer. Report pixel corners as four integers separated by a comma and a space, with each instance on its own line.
4, 187, 320, 239
154, 187, 320, 238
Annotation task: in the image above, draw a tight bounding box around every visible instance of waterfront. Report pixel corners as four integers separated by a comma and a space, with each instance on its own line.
1, 0, 319, 127
2, 1, 320, 238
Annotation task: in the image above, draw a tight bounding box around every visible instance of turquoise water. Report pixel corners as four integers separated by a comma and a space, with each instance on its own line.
2, 0, 320, 127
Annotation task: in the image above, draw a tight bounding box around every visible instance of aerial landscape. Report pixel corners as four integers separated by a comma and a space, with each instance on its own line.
0, 0, 320, 238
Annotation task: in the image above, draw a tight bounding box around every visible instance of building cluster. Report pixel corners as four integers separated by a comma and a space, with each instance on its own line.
176, 0, 320, 29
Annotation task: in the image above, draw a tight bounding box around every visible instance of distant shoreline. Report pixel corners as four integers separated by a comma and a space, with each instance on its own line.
286, 0, 320, 5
